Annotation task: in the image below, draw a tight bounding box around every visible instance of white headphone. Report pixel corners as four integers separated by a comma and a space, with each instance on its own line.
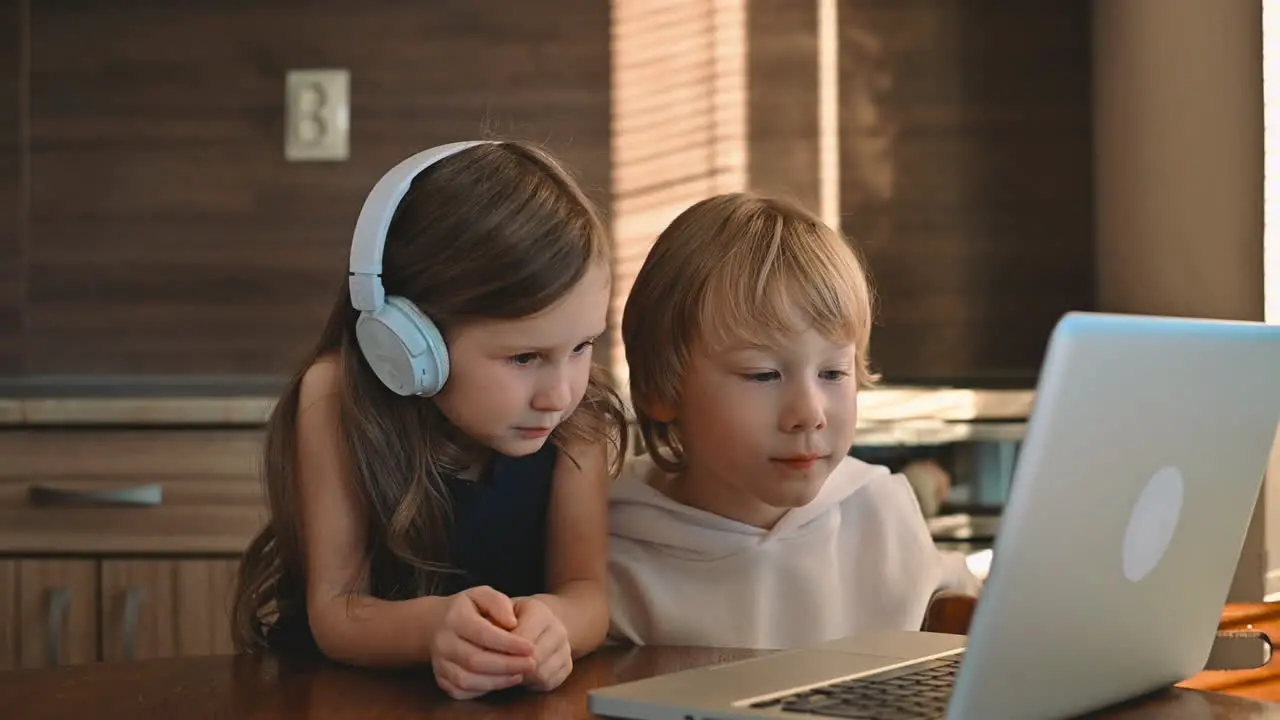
348, 140, 496, 396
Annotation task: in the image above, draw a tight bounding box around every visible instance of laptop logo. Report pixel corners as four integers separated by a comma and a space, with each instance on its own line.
1122, 466, 1185, 582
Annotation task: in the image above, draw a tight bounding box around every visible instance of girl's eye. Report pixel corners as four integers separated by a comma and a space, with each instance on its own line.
820, 370, 850, 382
510, 353, 539, 366
742, 371, 780, 382
572, 340, 595, 355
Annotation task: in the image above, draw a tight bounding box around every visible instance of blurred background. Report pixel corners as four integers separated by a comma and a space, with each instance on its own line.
0, 0, 1276, 670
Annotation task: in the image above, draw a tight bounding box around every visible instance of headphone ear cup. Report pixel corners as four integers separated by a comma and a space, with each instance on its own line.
355, 296, 450, 396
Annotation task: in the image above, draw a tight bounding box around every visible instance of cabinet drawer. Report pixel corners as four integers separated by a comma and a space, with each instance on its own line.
0, 430, 268, 554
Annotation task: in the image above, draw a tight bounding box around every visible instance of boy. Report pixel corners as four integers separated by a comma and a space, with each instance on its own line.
609, 192, 980, 650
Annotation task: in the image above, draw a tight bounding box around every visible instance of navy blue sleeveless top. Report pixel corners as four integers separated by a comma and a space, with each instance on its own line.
436, 442, 557, 597
266, 442, 558, 654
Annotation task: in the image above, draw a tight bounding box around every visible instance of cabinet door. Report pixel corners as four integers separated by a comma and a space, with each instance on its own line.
17, 560, 99, 667
100, 559, 239, 661
0, 561, 16, 669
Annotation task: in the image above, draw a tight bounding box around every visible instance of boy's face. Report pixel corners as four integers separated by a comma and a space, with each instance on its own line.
665, 321, 860, 528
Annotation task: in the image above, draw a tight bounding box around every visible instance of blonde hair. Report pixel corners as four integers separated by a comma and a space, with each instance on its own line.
621, 192, 877, 471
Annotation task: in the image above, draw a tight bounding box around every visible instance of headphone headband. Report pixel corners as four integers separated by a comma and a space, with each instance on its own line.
348, 140, 496, 312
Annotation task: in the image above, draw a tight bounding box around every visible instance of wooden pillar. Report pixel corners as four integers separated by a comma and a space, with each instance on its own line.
1094, 0, 1265, 601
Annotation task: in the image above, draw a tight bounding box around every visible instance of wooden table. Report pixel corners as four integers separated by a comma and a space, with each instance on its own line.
0, 645, 1278, 719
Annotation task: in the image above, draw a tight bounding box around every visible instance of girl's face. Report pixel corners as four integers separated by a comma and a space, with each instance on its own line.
432, 261, 611, 458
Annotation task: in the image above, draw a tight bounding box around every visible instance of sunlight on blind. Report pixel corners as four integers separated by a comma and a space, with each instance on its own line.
609, 0, 748, 396
1267, 0, 1279, 323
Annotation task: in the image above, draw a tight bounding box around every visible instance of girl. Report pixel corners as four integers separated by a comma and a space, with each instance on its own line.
231, 140, 628, 700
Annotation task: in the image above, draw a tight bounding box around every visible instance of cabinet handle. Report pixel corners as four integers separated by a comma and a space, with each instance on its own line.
45, 587, 71, 667
121, 586, 147, 661
28, 483, 163, 508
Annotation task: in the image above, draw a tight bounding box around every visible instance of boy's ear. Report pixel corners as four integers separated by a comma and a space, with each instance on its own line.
643, 398, 678, 423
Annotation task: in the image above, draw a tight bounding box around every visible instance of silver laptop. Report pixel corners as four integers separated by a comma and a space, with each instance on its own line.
589, 311, 1280, 720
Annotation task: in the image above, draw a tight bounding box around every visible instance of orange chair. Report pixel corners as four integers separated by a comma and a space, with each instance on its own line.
922, 595, 1280, 701
921, 593, 978, 636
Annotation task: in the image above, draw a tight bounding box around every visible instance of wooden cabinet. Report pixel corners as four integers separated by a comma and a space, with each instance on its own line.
0, 428, 265, 668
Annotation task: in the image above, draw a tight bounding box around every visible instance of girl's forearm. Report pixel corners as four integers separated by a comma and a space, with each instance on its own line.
532, 579, 610, 658
309, 592, 453, 668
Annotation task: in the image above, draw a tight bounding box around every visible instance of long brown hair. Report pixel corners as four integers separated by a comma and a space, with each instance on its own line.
231, 141, 628, 653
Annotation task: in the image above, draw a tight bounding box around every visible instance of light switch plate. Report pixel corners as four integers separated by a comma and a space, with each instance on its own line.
285, 69, 350, 162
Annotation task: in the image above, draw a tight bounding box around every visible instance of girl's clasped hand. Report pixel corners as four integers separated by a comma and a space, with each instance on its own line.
429, 587, 572, 699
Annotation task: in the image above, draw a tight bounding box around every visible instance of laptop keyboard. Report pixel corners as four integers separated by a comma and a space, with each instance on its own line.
747, 656, 960, 719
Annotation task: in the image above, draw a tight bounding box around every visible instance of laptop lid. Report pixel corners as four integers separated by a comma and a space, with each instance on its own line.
947, 311, 1280, 719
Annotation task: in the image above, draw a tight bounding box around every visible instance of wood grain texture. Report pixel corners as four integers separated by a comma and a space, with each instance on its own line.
21, 0, 609, 375
840, 1, 1095, 385
747, 0, 822, 212
0, 0, 22, 374
17, 559, 98, 668
0, 561, 15, 670
100, 559, 239, 662
0, 429, 266, 553
0, 645, 1274, 718
7, 1, 1097, 385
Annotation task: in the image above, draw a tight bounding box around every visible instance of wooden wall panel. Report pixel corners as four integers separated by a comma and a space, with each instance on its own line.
6, 2, 1098, 385
840, 1, 1095, 385
0, 0, 22, 374
746, 0, 822, 213
22, 0, 610, 375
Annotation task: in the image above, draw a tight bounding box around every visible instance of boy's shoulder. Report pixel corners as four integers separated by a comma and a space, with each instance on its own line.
763, 455, 920, 529
611, 452, 669, 495
827, 455, 930, 516
838, 455, 915, 495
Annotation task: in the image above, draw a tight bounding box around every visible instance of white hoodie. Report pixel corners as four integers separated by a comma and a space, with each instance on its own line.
607, 454, 982, 650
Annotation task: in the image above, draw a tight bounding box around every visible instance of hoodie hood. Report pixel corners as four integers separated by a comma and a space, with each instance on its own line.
608, 454, 891, 561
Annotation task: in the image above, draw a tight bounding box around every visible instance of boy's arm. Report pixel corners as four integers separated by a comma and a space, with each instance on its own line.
920, 548, 984, 633
936, 547, 985, 596
530, 438, 613, 658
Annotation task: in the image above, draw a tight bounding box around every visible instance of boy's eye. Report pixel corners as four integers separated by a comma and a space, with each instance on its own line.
820, 370, 850, 381
572, 340, 595, 355
742, 371, 780, 382
510, 353, 539, 366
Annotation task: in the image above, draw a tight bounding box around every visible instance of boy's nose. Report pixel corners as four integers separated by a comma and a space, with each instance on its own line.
779, 383, 827, 432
